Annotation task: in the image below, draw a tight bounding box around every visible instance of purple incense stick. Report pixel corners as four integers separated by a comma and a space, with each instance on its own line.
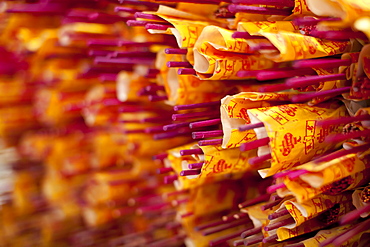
291, 86, 351, 103
285, 73, 346, 88
190, 118, 221, 129
240, 137, 270, 151
180, 148, 203, 156
192, 130, 223, 139
293, 58, 352, 69
239, 122, 264, 131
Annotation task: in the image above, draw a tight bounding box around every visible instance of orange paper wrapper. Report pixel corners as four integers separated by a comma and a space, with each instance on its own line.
247, 102, 348, 178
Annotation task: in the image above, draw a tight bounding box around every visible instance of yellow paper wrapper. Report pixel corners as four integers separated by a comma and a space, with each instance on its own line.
247, 102, 348, 178
221, 92, 293, 149
237, 21, 298, 34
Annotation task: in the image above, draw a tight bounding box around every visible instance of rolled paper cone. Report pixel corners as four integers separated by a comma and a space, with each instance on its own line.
188, 162, 204, 169
164, 174, 178, 184
248, 153, 272, 166
153, 153, 168, 160
318, 114, 370, 127
174, 101, 220, 111
148, 95, 168, 102
114, 6, 137, 13
257, 68, 316, 81
145, 23, 173, 30
291, 86, 351, 103
172, 110, 220, 121
258, 83, 290, 92
228, 4, 293, 15
239, 122, 264, 131
310, 30, 368, 41
265, 217, 295, 231
331, 218, 370, 246
165, 48, 187, 55
192, 130, 223, 139
232, 32, 266, 39
261, 198, 283, 211
163, 122, 191, 131
167, 61, 193, 68
238, 193, 270, 208
268, 208, 290, 220
190, 118, 221, 129
180, 169, 201, 176
180, 148, 203, 156
157, 167, 174, 174
233, 239, 244, 246
198, 139, 223, 146
241, 226, 262, 238
178, 68, 197, 75
244, 234, 264, 246
134, 12, 164, 21
209, 229, 248, 247
262, 234, 278, 243
293, 17, 341, 26
293, 59, 352, 69
325, 129, 370, 143
340, 203, 370, 225
285, 73, 347, 88
202, 217, 252, 236
232, 0, 295, 7
240, 137, 270, 151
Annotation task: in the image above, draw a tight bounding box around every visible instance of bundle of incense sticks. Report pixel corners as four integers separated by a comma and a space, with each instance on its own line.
0, 0, 370, 246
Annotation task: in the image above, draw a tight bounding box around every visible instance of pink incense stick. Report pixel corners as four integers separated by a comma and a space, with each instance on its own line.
233, 239, 244, 246
318, 114, 370, 127
114, 6, 137, 13
258, 83, 290, 92
261, 198, 284, 211
202, 218, 252, 236
153, 153, 168, 160
232, 0, 295, 7
241, 226, 262, 238
164, 174, 178, 184
262, 234, 278, 243
250, 43, 278, 52
180, 169, 201, 176
6, 3, 68, 14
267, 183, 287, 194
228, 4, 293, 15
178, 68, 197, 75
153, 128, 192, 140
237, 67, 291, 78
234, 212, 249, 219
240, 137, 270, 151
329, 218, 370, 246
145, 23, 173, 30
314, 143, 370, 163
190, 118, 221, 129
145, 126, 167, 133
248, 153, 272, 166
157, 167, 174, 174
167, 61, 193, 68
238, 193, 270, 208
268, 208, 290, 220
293, 17, 341, 26
291, 86, 351, 103
119, 0, 160, 9
188, 162, 204, 169
135, 12, 164, 21
192, 130, 223, 139
285, 73, 346, 88
239, 122, 264, 131
148, 95, 168, 102
180, 148, 203, 156
257, 68, 316, 81
163, 122, 191, 131
209, 229, 248, 247
88, 50, 112, 57
244, 234, 264, 245
232, 32, 266, 39
95, 57, 154, 65
340, 203, 370, 225
198, 139, 223, 146
196, 219, 230, 231
141, 115, 169, 123
310, 30, 368, 41
265, 217, 295, 231
325, 129, 370, 143
165, 48, 187, 55
287, 169, 309, 180
293, 58, 352, 69
181, 212, 194, 218
127, 20, 153, 26
172, 110, 220, 121
137, 202, 171, 214
113, 51, 157, 58
174, 101, 220, 111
